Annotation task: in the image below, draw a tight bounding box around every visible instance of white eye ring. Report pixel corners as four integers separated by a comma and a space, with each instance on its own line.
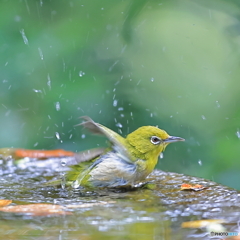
150, 136, 161, 145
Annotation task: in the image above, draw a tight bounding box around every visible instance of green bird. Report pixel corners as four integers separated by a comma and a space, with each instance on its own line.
60, 116, 185, 189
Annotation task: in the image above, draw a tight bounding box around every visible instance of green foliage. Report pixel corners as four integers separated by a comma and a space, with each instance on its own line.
0, 0, 240, 189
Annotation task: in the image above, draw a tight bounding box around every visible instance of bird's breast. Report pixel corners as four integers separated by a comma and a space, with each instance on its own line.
88, 152, 148, 187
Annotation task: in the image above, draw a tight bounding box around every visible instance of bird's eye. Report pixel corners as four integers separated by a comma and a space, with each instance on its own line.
150, 136, 161, 145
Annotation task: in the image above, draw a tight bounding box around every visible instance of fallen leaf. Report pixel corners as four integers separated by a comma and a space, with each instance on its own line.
14, 149, 75, 159
223, 236, 240, 240
0, 199, 12, 207
0, 203, 71, 216
181, 219, 226, 228
180, 183, 206, 191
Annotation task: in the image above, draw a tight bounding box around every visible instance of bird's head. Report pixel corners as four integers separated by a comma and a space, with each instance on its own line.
126, 126, 184, 161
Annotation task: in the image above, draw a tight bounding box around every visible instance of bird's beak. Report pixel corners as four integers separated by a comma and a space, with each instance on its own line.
164, 136, 185, 143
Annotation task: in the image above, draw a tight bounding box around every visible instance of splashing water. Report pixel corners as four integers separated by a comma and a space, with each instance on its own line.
113, 100, 118, 107
61, 159, 66, 167
55, 102, 61, 111
72, 180, 80, 189
116, 123, 123, 128
47, 74, 51, 90
79, 71, 85, 77
20, 29, 29, 45
236, 130, 240, 139
33, 89, 42, 93
60, 159, 67, 189
61, 174, 66, 189
55, 132, 61, 140
38, 47, 44, 60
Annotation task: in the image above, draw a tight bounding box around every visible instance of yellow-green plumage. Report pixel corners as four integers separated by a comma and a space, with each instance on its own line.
63, 117, 184, 189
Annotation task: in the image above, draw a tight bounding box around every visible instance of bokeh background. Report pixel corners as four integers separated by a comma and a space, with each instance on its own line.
0, 0, 240, 189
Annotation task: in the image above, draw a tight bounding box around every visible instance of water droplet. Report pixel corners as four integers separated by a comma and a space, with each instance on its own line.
116, 123, 123, 128
160, 152, 164, 159
33, 89, 42, 93
215, 101, 220, 108
236, 130, 240, 139
118, 107, 124, 111
38, 47, 43, 60
61, 174, 66, 189
113, 100, 118, 107
81, 134, 86, 139
55, 102, 60, 111
150, 113, 153, 117
20, 29, 29, 45
198, 160, 202, 166
201, 115, 206, 120
170, 115, 173, 118
47, 74, 51, 90
150, 77, 154, 82
72, 180, 80, 189
61, 159, 66, 167
33, 142, 38, 147
79, 71, 85, 77
55, 132, 60, 140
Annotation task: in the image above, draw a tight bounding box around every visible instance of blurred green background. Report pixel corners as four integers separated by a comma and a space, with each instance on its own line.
0, 0, 240, 189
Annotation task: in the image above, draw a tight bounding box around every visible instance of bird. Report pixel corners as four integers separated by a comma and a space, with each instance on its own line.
56, 116, 185, 189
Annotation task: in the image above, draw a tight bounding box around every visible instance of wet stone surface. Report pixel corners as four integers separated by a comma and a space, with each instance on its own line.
0, 158, 239, 240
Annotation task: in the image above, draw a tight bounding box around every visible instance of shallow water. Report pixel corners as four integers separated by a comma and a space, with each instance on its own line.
0, 157, 239, 240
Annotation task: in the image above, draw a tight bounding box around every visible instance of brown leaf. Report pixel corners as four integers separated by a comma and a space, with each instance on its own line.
180, 183, 206, 191
0, 203, 71, 216
15, 149, 75, 159
0, 199, 12, 207
181, 219, 226, 228
223, 236, 240, 240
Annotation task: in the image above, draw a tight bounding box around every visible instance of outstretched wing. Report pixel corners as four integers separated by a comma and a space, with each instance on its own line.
64, 117, 136, 188
63, 148, 106, 166
78, 116, 134, 162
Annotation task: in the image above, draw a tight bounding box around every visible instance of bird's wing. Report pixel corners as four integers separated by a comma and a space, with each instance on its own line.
66, 158, 97, 183
78, 116, 134, 162
44, 154, 101, 187
64, 148, 106, 166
